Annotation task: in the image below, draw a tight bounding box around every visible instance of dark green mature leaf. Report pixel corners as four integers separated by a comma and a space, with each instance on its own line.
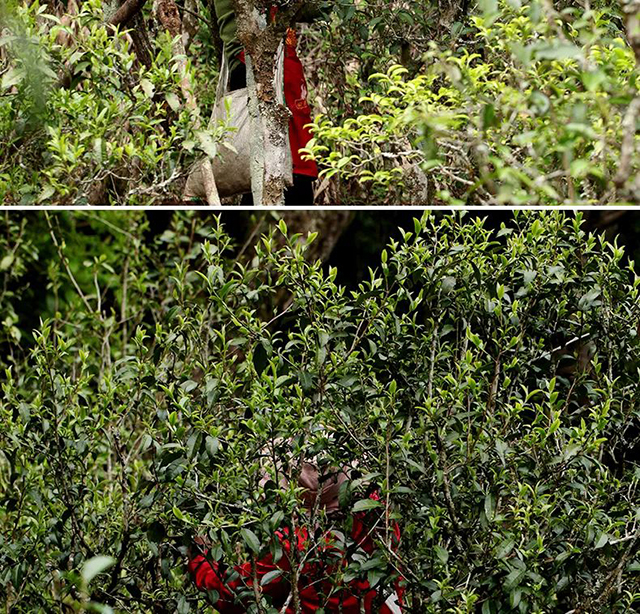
240, 528, 261, 554
353, 499, 383, 513
495, 538, 515, 559
504, 567, 526, 591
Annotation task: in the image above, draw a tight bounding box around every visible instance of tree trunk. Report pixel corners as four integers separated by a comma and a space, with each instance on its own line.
281, 210, 354, 263
232, 0, 310, 205
245, 48, 293, 206
615, 1, 640, 202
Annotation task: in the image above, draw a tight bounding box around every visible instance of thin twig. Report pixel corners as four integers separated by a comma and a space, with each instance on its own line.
45, 213, 93, 314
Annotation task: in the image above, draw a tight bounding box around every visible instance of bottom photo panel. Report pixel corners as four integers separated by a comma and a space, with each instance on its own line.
1, 210, 639, 614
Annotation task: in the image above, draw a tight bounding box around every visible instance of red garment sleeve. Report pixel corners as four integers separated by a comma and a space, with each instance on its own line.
188, 536, 294, 612
188, 554, 248, 613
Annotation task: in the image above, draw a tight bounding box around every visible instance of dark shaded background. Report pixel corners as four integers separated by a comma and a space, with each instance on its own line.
5, 210, 639, 356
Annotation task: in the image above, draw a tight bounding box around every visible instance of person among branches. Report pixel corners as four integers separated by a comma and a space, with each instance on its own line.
211, 0, 327, 206
188, 462, 404, 612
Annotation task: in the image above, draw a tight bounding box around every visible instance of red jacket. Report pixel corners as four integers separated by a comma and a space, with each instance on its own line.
189, 498, 404, 613
281, 28, 318, 178
239, 26, 318, 178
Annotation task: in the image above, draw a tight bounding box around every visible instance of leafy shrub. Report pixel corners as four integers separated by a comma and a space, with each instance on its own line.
0, 0, 226, 204
1, 211, 640, 612
2, 0, 637, 204
305, 1, 640, 205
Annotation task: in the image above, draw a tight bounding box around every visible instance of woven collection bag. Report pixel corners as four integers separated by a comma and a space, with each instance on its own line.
184, 44, 289, 200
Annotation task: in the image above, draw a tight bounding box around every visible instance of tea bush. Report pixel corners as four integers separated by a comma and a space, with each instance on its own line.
1, 211, 639, 612
0, 0, 225, 204
2, 0, 637, 204
305, 1, 640, 205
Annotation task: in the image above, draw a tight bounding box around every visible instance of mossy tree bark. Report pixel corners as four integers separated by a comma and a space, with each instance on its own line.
231, 0, 313, 205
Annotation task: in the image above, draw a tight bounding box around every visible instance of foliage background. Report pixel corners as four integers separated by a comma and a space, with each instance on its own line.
1, 210, 639, 613
1, 0, 640, 204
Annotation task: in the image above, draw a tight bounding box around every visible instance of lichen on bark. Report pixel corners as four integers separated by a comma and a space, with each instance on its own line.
231, 0, 312, 205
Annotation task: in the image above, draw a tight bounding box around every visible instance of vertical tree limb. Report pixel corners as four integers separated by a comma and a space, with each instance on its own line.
182, 0, 199, 50
614, 1, 640, 198
232, 0, 311, 205
206, 0, 225, 64
155, 0, 199, 115
128, 13, 154, 68
614, 97, 640, 188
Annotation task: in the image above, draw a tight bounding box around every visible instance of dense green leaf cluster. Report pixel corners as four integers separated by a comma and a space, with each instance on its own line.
2, 0, 637, 204
1, 212, 639, 612
0, 0, 225, 204
305, 1, 639, 204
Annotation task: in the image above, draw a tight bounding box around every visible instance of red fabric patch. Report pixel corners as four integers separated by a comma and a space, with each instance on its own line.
238, 38, 318, 178
283, 44, 318, 178
189, 499, 404, 613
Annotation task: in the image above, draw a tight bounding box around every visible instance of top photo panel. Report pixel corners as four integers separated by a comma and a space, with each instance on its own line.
1, 0, 639, 206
